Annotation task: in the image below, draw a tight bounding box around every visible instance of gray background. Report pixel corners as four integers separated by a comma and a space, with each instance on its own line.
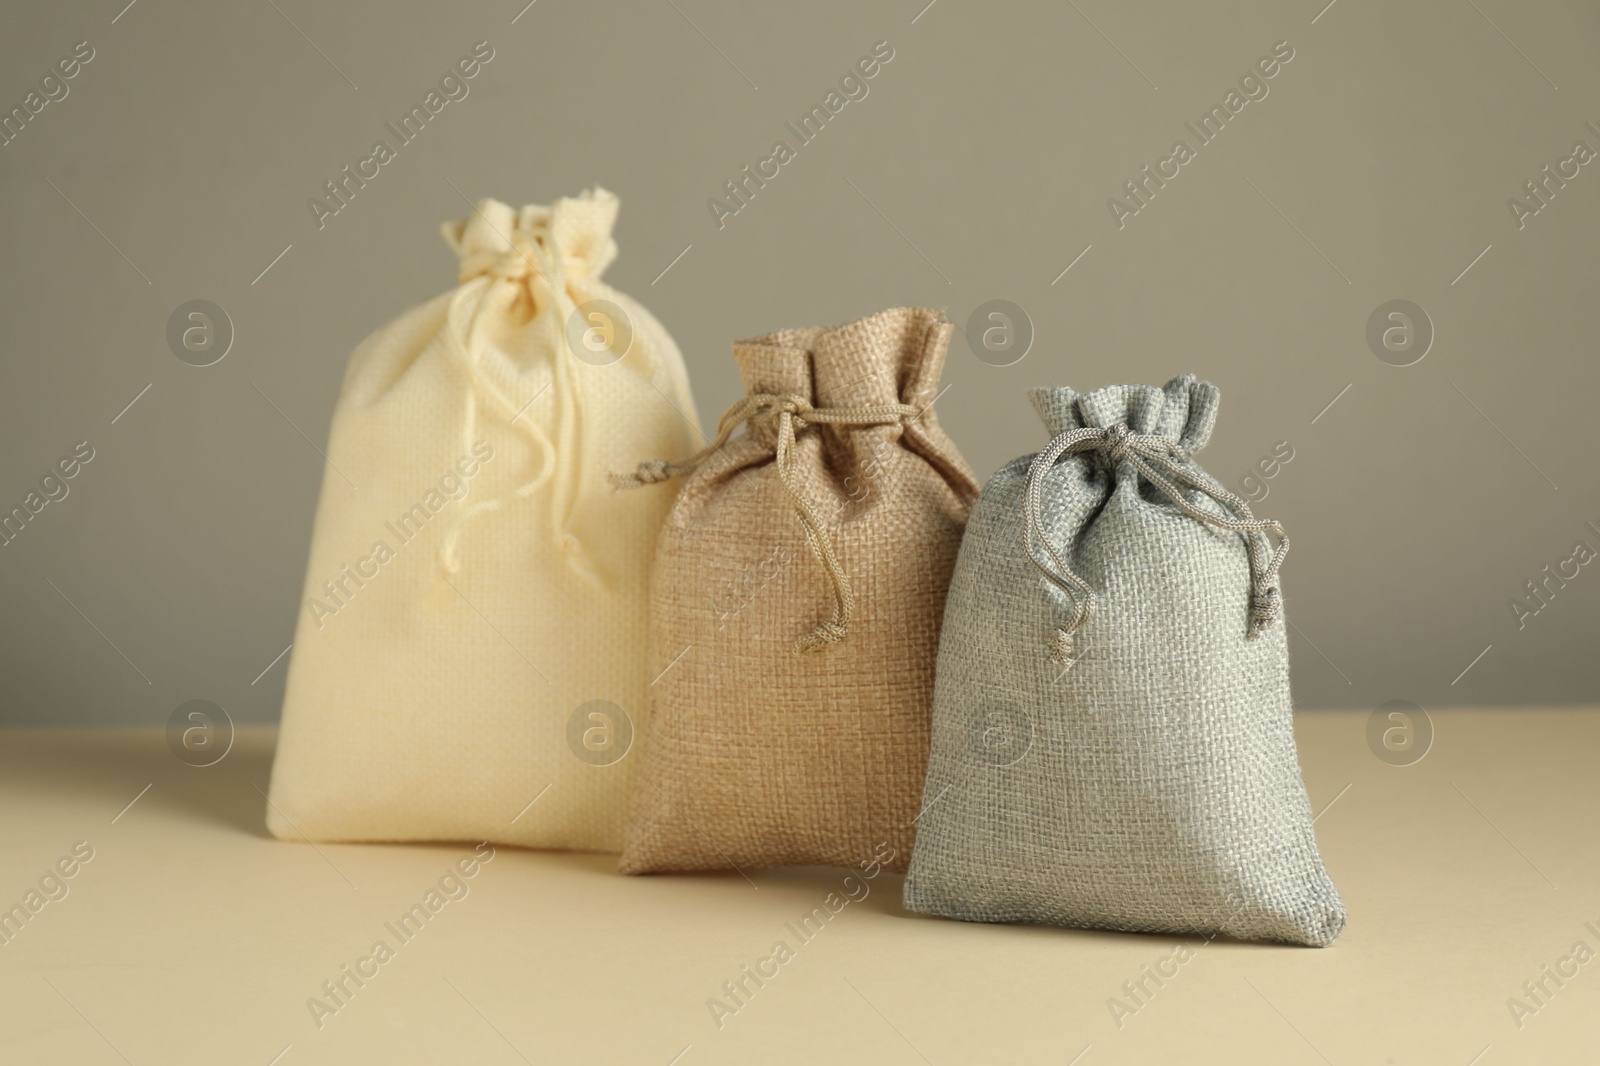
0, 0, 1594, 725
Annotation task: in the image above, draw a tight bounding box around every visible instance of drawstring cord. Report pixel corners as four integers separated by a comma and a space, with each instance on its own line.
1022, 422, 1287, 662
437, 231, 591, 576
613, 393, 921, 653
540, 246, 591, 568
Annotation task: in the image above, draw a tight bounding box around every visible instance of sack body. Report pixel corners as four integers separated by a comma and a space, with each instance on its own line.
267, 189, 699, 850
904, 376, 1345, 946
620, 307, 979, 874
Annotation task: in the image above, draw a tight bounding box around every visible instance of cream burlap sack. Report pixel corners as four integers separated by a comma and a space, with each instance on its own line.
617, 307, 979, 874
267, 188, 699, 850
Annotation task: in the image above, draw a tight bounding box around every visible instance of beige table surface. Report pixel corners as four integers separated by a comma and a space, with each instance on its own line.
0, 709, 1595, 1066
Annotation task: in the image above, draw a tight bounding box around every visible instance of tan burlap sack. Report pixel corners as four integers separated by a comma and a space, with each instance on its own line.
616, 307, 978, 874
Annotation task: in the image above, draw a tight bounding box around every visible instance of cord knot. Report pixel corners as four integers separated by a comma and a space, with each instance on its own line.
1248, 585, 1282, 637
1102, 422, 1131, 460
616, 391, 922, 653
1024, 420, 1290, 654
608, 458, 675, 490
795, 619, 849, 653
1049, 627, 1077, 667
761, 395, 814, 431
633, 459, 674, 484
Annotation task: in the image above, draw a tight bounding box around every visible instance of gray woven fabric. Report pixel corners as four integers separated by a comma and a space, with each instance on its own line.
903, 375, 1345, 947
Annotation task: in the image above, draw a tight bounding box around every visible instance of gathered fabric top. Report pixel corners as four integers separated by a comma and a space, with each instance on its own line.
1022, 377, 1287, 663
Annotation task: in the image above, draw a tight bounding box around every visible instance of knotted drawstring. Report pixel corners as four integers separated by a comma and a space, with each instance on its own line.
613, 392, 922, 653
437, 223, 594, 578
1023, 421, 1288, 662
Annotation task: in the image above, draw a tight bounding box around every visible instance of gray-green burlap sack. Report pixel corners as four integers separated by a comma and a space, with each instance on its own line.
903, 375, 1345, 947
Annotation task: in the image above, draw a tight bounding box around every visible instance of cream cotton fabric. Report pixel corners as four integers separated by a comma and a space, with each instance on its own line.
267, 188, 699, 851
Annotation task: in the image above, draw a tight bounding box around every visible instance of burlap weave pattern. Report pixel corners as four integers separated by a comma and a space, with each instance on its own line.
903, 376, 1345, 946
620, 307, 978, 874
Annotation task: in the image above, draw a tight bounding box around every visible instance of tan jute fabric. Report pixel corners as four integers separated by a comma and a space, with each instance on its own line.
619, 307, 979, 875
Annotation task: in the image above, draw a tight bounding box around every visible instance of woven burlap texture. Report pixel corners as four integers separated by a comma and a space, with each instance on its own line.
620, 307, 978, 874
903, 376, 1346, 946
267, 189, 700, 851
